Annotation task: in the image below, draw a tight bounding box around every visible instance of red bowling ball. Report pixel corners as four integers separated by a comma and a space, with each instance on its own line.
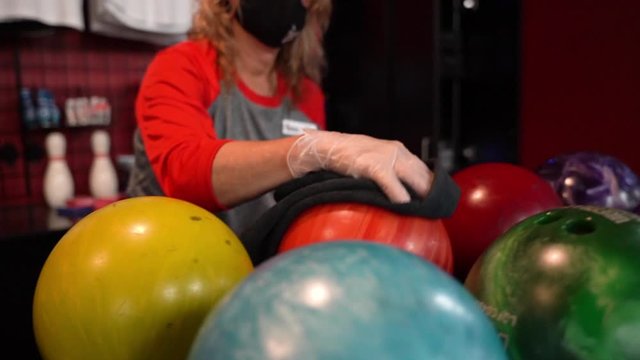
279, 202, 454, 273
443, 162, 563, 280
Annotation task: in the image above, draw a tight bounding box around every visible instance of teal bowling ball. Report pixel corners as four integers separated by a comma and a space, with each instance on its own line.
466, 206, 640, 360
189, 241, 507, 360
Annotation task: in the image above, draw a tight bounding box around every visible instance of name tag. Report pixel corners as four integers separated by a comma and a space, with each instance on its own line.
282, 119, 318, 136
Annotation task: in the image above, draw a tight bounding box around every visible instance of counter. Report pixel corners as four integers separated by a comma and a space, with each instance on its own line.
0, 204, 73, 359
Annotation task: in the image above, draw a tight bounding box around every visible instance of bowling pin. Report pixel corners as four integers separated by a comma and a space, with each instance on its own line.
43, 132, 75, 208
89, 129, 119, 199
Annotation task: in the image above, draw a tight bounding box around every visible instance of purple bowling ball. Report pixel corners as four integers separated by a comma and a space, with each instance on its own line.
537, 151, 640, 212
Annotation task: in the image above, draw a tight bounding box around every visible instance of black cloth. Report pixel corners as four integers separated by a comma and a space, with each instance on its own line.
240, 167, 460, 265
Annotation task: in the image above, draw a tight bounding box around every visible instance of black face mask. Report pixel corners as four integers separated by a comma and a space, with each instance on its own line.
237, 0, 307, 48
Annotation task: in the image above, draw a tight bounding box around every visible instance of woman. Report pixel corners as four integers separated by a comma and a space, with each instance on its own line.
127, 0, 433, 234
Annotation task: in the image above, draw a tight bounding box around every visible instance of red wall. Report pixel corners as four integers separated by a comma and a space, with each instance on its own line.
0, 29, 159, 205
520, 0, 640, 173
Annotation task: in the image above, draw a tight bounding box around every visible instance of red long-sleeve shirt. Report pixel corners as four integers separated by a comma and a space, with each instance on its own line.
129, 39, 325, 214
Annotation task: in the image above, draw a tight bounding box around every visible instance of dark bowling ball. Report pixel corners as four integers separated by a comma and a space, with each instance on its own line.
189, 241, 508, 360
537, 151, 640, 212
465, 205, 640, 360
443, 162, 563, 280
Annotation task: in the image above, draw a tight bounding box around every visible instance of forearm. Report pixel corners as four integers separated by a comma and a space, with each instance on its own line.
211, 130, 433, 209
211, 136, 299, 208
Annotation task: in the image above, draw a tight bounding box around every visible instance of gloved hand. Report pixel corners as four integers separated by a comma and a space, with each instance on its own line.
286, 130, 432, 203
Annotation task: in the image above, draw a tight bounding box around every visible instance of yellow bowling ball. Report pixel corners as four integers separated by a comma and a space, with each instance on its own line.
33, 196, 253, 360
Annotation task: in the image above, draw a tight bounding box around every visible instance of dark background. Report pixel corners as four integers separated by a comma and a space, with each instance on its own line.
323, 0, 521, 168
322, 0, 640, 174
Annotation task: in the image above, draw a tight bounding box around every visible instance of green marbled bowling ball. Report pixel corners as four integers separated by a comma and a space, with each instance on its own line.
465, 205, 640, 360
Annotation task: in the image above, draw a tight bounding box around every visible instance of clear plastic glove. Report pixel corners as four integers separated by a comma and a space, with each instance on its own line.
287, 130, 432, 203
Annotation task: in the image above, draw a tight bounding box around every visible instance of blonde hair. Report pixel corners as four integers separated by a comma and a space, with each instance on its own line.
189, 0, 332, 99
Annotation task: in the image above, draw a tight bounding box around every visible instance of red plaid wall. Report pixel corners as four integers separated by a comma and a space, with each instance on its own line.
0, 28, 160, 205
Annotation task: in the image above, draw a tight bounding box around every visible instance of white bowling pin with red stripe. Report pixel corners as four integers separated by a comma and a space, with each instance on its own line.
43, 132, 75, 208
89, 129, 119, 198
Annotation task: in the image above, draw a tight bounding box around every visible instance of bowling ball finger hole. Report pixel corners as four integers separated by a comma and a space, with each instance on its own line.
562, 219, 596, 235
534, 212, 564, 225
